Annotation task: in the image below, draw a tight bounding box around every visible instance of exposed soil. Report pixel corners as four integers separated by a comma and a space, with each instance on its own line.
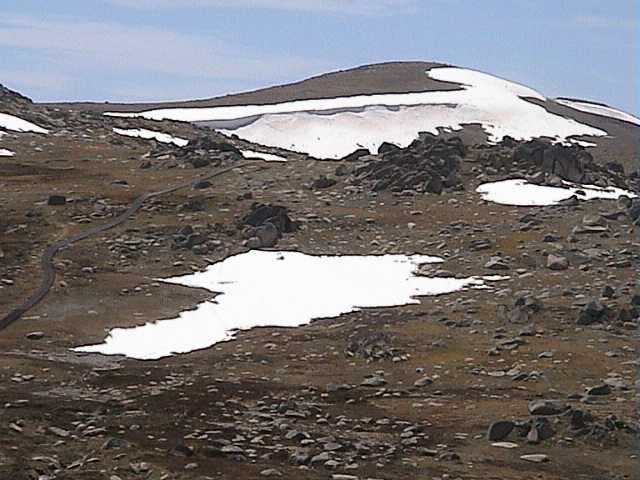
44, 62, 458, 112
1, 80, 639, 480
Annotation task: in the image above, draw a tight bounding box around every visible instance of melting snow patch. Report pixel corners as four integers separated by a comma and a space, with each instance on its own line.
105, 67, 607, 159
0, 113, 48, 134
113, 128, 188, 147
73, 250, 504, 360
476, 179, 637, 206
0, 148, 15, 157
240, 149, 287, 162
555, 99, 640, 126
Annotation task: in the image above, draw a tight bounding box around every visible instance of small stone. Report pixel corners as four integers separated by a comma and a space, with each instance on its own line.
546, 254, 568, 270
586, 384, 611, 396
260, 468, 282, 477
528, 399, 567, 416
47, 195, 67, 206
485, 256, 509, 270
130, 462, 150, 473
491, 442, 519, 449
221, 445, 244, 454
601, 285, 615, 298
310, 452, 330, 464
361, 375, 386, 387
26, 331, 45, 340
324, 442, 343, 452
48, 426, 70, 438
520, 454, 549, 463
413, 376, 434, 387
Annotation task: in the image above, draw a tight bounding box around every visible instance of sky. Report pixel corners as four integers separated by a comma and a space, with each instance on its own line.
0, 0, 638, 114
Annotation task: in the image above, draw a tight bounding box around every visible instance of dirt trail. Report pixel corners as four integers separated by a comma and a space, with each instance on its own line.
0, 163, 251, 330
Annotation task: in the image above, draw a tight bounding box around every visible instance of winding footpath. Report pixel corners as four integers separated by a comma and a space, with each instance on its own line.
0, 164, 250, 331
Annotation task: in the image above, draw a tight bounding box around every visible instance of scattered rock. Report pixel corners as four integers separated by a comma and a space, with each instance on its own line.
485, 256, 509, 270
546, 254, 568, 270
528, 400, 568, 416
487, 421, 515, 441
577, 300, 610, 325
47, 195, 66, 206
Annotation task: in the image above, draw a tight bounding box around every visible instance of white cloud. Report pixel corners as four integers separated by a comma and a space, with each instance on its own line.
104, 0, 419, 15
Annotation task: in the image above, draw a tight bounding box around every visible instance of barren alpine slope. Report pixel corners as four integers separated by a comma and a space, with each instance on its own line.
1, 62, 639, 480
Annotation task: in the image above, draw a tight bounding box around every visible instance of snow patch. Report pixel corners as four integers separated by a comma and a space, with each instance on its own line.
113, 128, 188, 147
0, 148, 15, 157
476, 179, 636, 206
73, 250, 503, 360
240, 149, 287, 162
0, 113, 48, 134
555, 99, 640, 126
105, 67, 607, 159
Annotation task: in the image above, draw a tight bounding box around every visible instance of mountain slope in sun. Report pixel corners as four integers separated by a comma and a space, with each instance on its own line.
88, 62, 638, 166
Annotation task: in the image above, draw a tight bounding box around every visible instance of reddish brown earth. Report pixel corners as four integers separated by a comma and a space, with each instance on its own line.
1, 69, 639, 480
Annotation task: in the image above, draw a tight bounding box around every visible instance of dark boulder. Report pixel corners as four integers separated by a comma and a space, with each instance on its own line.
512, 139, 591, 183
487, 421, 515, 441
378, 142, 401, 154
526, 418, 555, 443
254, 222, 279, 248
190, 157, 212, 168
242, 203, 296, 234
341, 148, 370, 162
423, 174, 444, 194
350, 135, 465, 194
528, 399, 568, 416
577, 300, 610, 325
628, 199, 640, 222
311, 175, 337, 189
47, 195, 67, 206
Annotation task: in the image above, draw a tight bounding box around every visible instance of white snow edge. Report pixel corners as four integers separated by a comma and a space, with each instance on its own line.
113, 128, 189, 147
0, 112, 48, 134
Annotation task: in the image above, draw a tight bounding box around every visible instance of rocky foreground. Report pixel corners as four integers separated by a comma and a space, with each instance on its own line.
0, 86, 639, 480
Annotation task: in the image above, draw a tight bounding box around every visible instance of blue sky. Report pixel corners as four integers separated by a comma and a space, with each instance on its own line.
0, 0, 638, 113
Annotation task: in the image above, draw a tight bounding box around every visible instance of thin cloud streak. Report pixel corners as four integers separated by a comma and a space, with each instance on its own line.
104, 0, 420, 15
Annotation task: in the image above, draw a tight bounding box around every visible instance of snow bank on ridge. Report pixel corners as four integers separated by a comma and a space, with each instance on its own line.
104, 67, 608, 159
555, 99, 640, 126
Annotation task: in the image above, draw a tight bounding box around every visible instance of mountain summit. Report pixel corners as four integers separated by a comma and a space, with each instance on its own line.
89, 62, 639, 168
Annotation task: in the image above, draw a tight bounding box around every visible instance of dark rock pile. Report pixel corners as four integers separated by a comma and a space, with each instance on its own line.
498, 294, 544, 324
478, 137, 631, 189
346, 331, 406, 362
171, 224, 228, 255
488, 401, 637, 447
146, 135, 242, 169
577, 296, 639, 328
348, 134, 465, 194
241, 203, 297, 249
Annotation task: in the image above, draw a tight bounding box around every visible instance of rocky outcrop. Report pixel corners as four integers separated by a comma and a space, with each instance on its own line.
349, 134, 465, 194
480, 137, 631, 190
241, 203, 297, 249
